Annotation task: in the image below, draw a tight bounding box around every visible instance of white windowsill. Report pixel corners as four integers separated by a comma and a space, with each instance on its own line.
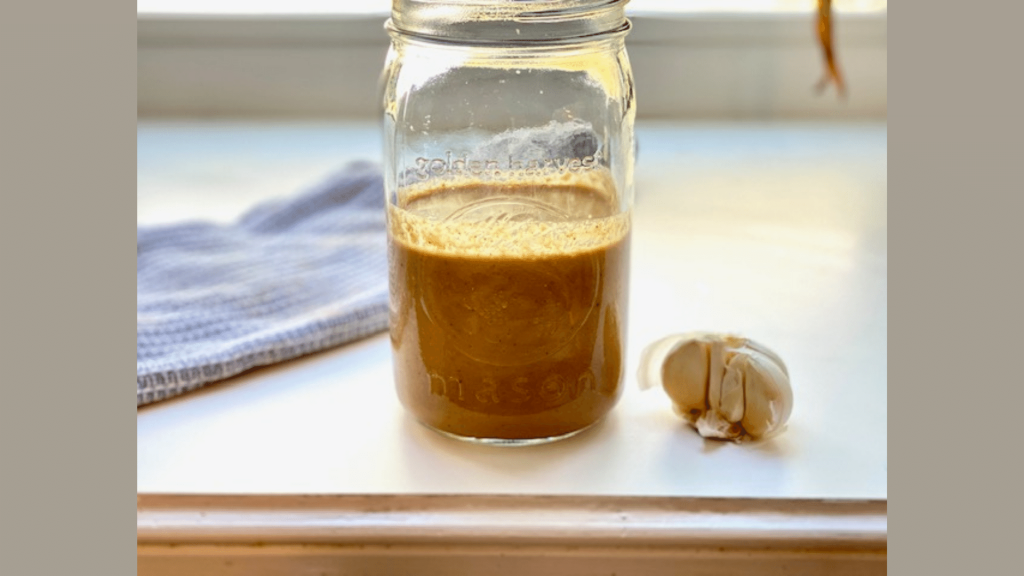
136, 114, 886, 572
137, 118, 887, 571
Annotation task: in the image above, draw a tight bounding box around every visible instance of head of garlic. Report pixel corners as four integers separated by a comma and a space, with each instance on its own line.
638, 332, 793, 442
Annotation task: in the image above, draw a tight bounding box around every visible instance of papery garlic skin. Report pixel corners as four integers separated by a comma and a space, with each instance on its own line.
638, 333, 793, 442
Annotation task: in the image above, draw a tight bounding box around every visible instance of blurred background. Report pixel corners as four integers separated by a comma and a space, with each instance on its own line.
138, 0, 887, 225
138, 0, 887, 120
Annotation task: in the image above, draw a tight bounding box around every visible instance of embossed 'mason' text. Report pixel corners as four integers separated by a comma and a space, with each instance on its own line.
427, 369, 599, 408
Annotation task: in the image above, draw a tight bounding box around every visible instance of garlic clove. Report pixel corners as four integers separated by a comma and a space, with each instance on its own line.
694, 345, 746, 440
718, 352, 747, 424
705, 338, 725, 416
659, 338, 709, 424
739, 348, 793, 439
743, 338, 789, 378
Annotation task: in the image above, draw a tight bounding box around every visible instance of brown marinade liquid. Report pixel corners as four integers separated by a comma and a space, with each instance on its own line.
388, 182, 630, 440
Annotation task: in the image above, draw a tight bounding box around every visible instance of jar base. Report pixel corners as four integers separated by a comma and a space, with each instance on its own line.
418, 420, 600, 447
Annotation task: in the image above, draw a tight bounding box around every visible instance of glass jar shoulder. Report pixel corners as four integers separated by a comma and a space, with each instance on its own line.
383, 40, 633, 107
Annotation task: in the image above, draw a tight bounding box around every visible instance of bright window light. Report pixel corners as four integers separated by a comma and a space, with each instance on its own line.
137, 1, 887, 16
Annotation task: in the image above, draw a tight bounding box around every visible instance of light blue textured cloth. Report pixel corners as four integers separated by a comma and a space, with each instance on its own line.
137, 162, 389, 406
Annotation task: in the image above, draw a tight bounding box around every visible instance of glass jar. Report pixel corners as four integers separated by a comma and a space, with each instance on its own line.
382, 0, 636, 444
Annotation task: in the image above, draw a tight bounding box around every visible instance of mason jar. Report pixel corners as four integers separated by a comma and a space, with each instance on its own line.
382, 0, 636, 444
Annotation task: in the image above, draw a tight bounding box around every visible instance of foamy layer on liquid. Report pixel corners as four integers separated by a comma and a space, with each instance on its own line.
388, 179, 630, 259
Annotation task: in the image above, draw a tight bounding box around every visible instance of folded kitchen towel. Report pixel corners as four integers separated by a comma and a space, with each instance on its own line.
137, 161, 389, 406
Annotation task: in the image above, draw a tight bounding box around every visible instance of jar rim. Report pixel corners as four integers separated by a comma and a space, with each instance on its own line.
388, 0, 631, 45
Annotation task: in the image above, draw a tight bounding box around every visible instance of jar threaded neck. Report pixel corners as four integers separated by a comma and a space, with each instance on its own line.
388, 0, 630, 44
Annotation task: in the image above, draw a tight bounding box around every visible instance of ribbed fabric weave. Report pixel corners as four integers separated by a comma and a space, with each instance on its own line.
137, 162, 389, 406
